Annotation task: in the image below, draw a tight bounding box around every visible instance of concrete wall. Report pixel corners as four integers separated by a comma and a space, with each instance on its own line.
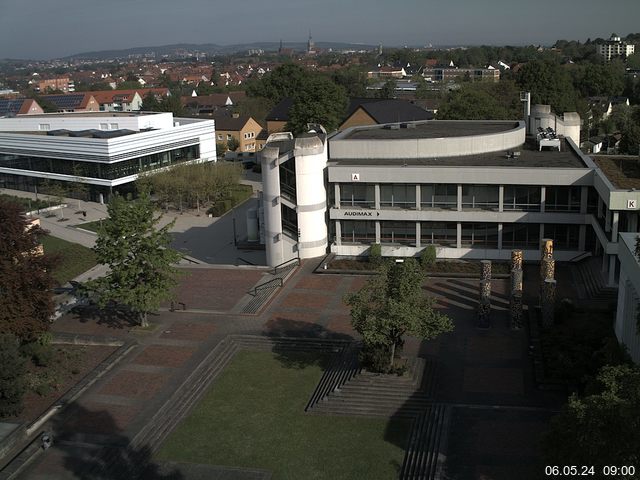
330, 121, 525, 160
0, 112, 175, 132
616, 232, 640, 364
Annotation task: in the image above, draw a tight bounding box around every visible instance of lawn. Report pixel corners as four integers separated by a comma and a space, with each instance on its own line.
75, 220, 103, 233
40, 235, 97, 285
157, 350, 410, 480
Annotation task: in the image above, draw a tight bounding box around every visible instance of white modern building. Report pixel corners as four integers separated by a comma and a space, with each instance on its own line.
0, 112, 216, 202
597, 34, 635, 62
616, 233, 640, 364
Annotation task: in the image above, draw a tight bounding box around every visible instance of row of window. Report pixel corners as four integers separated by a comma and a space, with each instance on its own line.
338, 221, 580, 250
337, 184, 595, 213
0, 144, 199, 180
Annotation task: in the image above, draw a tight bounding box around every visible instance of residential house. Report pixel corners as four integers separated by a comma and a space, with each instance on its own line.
182, 92, 246, 116
213, 112, 263, 153
0, 98, 44, 117
367, 66, 407, 79
339, 98, 433, 130
91, 90, 144, 112
40, 93, 100, 113
37, 77, 74, 93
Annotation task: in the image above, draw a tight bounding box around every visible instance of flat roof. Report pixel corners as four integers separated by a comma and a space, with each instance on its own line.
330, 138, 587, 169
344, 121, 519, 140
593, 156, 640, 189
6, 112, 162, 119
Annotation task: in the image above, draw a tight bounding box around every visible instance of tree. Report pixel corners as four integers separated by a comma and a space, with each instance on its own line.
437, 81, 521, 120
246, 63, 310, 104
344, 258, 453, 371
286, 75, 348, 134
376, 79, 396, 99
141, 92, 161, 112
226, 136, 240, 152
84, 193, 181, 327
515, 59, 579, 113
0, 334, 27, 418
0, 199, 55, 341
544, 364, 640, 473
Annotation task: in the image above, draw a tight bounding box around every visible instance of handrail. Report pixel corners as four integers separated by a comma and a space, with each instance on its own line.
273, 257, 299, 275
251, 277, 283, 295
568, 251, 593, 263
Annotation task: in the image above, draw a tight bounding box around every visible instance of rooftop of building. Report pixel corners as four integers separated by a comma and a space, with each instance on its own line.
330, 138, 587, 169
342, 120, 519, 140
593, 156, 640, 189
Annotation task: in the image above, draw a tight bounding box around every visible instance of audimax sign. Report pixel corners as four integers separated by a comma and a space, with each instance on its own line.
341, 210, 380, 217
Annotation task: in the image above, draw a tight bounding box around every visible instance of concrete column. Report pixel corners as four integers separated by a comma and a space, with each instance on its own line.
415, 222, 421, 248
374, 184, 380, 210
415, 184, 421, 211
334, 184, 340, 209
540, 186, 546, 213
497, 223, 503, 250
605, 208, 611, 233
630, 213, 638, 232
597, 196, 603, 218
612, 211, 619, 240
580, 186, 588, 214
457, 184, 462, 212
608, 255, 617, 287
335, 221, 342, 246
579, 224, 586, 251
375, 221, 380, 244
456, 222, 462, 248
498, 185, 504, 213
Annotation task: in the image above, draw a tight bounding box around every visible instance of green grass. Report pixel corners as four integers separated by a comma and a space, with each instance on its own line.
40, 235, 97, 286
157, 350, 410, 480
75, 220, 103, 233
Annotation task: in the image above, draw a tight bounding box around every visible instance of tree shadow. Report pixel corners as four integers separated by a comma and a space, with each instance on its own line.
263, 317, 355, 371
46, 403, 183, 479
70, 304, 141, 329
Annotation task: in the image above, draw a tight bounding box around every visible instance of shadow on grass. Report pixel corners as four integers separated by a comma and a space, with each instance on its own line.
49, 403, 183, 480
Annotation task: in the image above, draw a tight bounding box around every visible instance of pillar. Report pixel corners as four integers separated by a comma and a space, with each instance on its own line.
511, 249, 523, 271
374, 184, 380, 210
481, 260, 492, 281
415, 185, 421, 210
335, 221, 342, 246
612, 211, 619, 240
511, 268, 523, 293
498, 185, 504, 212
457, 184, 462, 212
334, 184, 340, 209
540, 186, 546, 213
541, 238, 553, 259
498, 223, 503, 250
456, 223, 462, 249
415, 222, 421, 248
477, 280, 491, 328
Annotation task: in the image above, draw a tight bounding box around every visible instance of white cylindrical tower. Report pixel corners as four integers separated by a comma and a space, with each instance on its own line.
260, 144, 284, 267
294, 135, 328, 260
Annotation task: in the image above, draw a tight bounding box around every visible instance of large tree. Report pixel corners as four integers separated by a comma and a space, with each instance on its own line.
344, 258, 453, 371
84, 193, 181, 327
0, 199, 55, 341
286, 75, 348, 134
437, 81, 521, 120
544, 364, 640, 473
515, 59, 580, 114
0, 334, 27, 418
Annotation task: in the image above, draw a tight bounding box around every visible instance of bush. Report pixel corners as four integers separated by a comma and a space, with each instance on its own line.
360, 343, 391, 373
369, 243, 382, 267
420, 245, 437, 267
0, 334, 27, 418
22, 341, 54, 367
207, 199, 233, 217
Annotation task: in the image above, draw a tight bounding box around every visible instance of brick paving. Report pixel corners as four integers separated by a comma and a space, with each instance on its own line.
16, 261, 568, 480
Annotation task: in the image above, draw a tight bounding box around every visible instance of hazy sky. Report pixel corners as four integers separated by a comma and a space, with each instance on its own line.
1, 0, 639, 59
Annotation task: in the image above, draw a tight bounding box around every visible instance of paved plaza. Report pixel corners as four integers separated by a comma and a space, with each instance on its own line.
8, 256, 568, 480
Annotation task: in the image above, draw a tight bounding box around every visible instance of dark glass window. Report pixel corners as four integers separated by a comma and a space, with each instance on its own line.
421, 184, 457, 209
544, 224, 580, 250
380, 221, 416, 245
341, 220, 376, 243
281, 204, 298, 239
503, 186, 541, 211
380, 184, 416, 209
340, 183, 375, 207
502, 223, 540, 249
279, 158, 296, 201
461, 185, 499, 211
461, 223, 499, 248
421, 222, 457, 246
545, 186, 581, 212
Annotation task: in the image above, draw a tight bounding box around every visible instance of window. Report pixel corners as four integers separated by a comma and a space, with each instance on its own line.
421, 184, 457, 209
341, 220, 376, 243
544, 224, 580, 250
545, 186, 581, 212
281, 204, 298, 239
227, 134, 232, 141
38, 124, 50, 131
217, 134, 223, 140
380, 184, 416, 209
502, 223, 539, 249
461, 185, 499, 211
380, 221, 416, 245
110, 123, 119, 130
421, 222, 457, 246
279, 158, 297, 200
503, 186, 541, 211
461, 223, 499, 248
99, 123, 108, 130
340, 183, 375, 208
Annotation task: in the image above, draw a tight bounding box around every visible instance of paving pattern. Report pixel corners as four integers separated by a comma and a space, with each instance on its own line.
13, 261, 567, 480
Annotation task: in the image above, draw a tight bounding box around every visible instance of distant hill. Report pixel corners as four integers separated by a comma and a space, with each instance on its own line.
62, 41, 379, 60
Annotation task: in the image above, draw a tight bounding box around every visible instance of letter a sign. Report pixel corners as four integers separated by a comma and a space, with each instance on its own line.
351, 173, 360, 181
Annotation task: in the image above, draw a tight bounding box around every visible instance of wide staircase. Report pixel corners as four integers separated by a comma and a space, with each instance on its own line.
240, 259, 299, 314
571, 257, 618, 308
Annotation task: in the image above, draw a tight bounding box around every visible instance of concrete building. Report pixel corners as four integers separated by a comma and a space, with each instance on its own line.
615, 233, 640, 364
597, 34, 635, 62
0, 112, 216, 203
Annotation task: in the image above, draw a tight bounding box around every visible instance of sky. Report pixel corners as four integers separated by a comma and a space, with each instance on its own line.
0, 0, 639, 60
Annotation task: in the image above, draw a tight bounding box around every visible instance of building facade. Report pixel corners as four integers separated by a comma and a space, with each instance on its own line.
597, 34, 635, 62
0, 112, 216, 203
